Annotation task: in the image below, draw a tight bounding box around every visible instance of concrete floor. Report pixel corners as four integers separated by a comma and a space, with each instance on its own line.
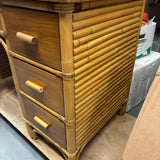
127, 101, 144, 118
0, 115, 48, 160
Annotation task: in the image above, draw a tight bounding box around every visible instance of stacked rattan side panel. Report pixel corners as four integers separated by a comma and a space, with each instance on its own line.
72, 0, 144, 148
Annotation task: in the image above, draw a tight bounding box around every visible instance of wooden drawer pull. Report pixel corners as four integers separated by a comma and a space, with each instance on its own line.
16, 32, 37, 44
34, 116, 50, 129
25, 80, 44, 93
0, 30, 6, 38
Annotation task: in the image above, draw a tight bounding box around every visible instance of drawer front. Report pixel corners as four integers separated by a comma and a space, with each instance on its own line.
13, 58, 65, 116
23, 96, 67, 149
2, 7, 61, 71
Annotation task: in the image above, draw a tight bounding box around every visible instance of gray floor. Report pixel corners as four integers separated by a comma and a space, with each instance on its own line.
0, 115, 48, 160
127, 101, 144, 118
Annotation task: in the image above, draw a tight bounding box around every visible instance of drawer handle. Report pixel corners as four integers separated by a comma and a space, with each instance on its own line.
16, 32, 37, 44
25, 80, 44, 93
34, 116, 50, 129
0, 30, 6, 38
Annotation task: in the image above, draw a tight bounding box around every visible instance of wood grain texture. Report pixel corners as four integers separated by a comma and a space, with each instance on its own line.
23, 96, 67, 149
13, 58, 65, 116
3, 6, 61, 71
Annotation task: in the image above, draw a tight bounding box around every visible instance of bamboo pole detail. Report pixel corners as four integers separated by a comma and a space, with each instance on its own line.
73, 12, 141, 39
75, 62, 133, 113
74, 50, 134, 95
74, 36, 137, 77
81, 0, 137, 11
76, 97, 126, 147
73, 1, 143, 22
75, 70, 132, 124
72, 6, 142, 31
59, 13, 76, 155
74, 24, 139, 55
74, 31, 137, 70
75, 83, 129, 137
74, 43, 136, 90
74, 36, 137, 82
73, 17, 140, 48
76, 89, 128, 145
75, 61, 132, 105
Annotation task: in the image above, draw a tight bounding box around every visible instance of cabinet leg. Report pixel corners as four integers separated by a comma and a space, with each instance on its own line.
63, 145, 85, 160
119, 101, 127, 116
26, 123, 37, 140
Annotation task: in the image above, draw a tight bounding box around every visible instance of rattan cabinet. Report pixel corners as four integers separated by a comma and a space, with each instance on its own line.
0, 0, 145, 159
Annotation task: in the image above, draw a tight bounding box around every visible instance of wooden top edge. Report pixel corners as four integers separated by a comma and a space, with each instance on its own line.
34, 0, 96, 3
1, 0, 95, 4
0, 0, 140, 13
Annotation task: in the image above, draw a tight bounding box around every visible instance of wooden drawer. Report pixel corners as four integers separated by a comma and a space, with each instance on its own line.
2, 6, 61, 71
23, 96, 67, 149
13, 58, 65, 116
